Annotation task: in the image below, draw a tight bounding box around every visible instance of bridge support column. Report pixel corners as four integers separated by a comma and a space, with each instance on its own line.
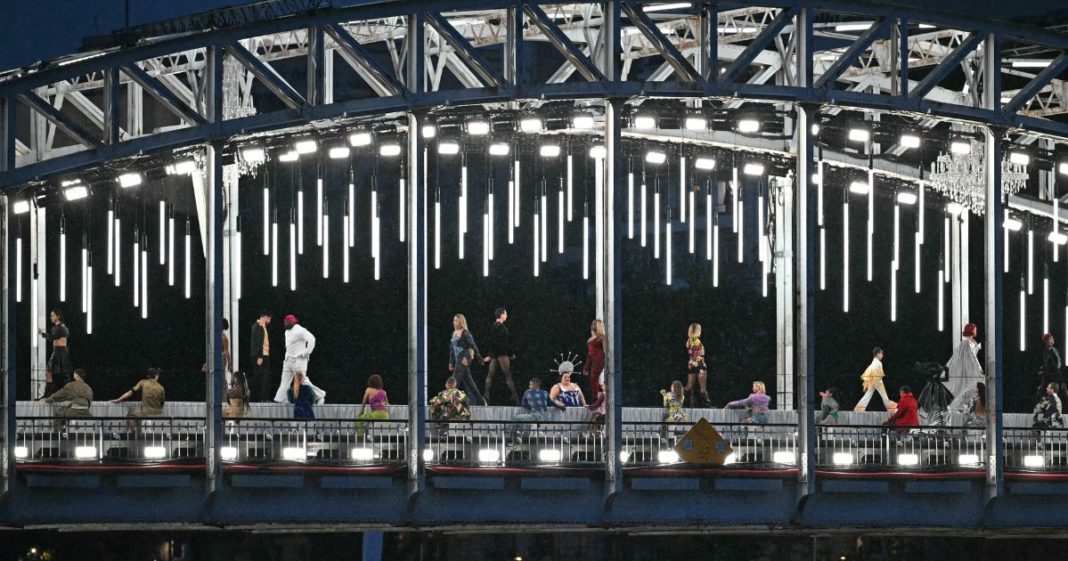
204, 143, 225, 497
1, 195, 13, 497
794, 103, 817, 507
29, 205, 45, 400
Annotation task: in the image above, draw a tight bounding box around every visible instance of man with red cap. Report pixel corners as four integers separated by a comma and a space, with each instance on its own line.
1038, 333, 1063, 401
273, 314, 326, 404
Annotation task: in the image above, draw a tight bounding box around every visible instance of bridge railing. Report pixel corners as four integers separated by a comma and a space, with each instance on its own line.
622, 422, 799, 467
15, 417, 205, 463
220, 417, 409, 465
1004, 427, 1068, 471
424, 419, 604, 467
816, 425, 987, 470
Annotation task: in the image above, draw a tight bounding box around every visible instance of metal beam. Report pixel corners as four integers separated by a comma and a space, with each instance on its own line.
102, 70, 121, 145
308, 25, 326, 106
1003, 52, 1068, 115
17, 92, 102, 151
424, 12, 506, 89
225, 41, 307, 110
0, 98, 14, 172
406, 12, 427, 504
814, 18, 891, 90
620, 2, 704, 86
911, 32, 983, 99
603, 97, 623, 502
0, 196, 12, 497
325, 23, 406, 97
122, 63, 207, 126
524, 4, 607, 83
720, 7, 796, 84
204, 144, 224, 501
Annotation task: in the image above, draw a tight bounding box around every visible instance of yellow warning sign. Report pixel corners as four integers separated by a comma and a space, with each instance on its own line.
674, 418, 733, 465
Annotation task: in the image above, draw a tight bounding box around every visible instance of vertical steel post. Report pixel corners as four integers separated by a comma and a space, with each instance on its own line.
406, 12, 427, 502
29, 206, 45, 399
103, 67, 121, 146
982, 33, 1005, 500
307, 26, 325, 106
1, 196, 13, 496
0, 97, 14, 172
204, 45, 225, 496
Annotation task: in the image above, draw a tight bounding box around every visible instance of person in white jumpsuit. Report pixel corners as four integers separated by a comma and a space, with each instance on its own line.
274, 314, 326, 404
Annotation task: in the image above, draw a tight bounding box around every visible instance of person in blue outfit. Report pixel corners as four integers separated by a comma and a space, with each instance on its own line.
288, 372, 315, 419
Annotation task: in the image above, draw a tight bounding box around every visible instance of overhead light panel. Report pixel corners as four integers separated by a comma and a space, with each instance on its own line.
117, 172, 143, 188
1059, 162, 1068, 175
294, 139, 318, 154
848, 127, 870, 143
539, 144, 561, 157
572, 112, 595, 129
421, 125, 436, 138
1004, 217, 1023, 231
633, 115, 656, 130
897, 453, 920, 467
950, 138, 971, 154
241, 146, 266, 163
589, 145, 607, 159
849, 181, 871, 195
63, 185, 89, 201
1011, 60, 1051, 68
1009, 151, 1030, 166
165, 160, 196, 175
379, 143, 401, 156
519, 117, 543, 132
835, 22, 872, 32
643, 2, 691, 12
946, 202, 964, 215
489, 143, 510, 156
900, 133, 921, 149
12, 200, 30, 214
1049, 231, 1068, 245
684, 115, 708, 130
810, 123, 820, 135
896, 192, 918, 205
349, 131, 373, 146
467, 120, 491, 135
743, 162, 765, 176
644, 150, 666, 164
328, 146, 351, 159
351, 447, 375, 461
438, 141, 460, 155
278, 151, 299, 162
478, 449, 501, 463
694, 157, 716, 170
737, 119, 760, 134
538, 449, 563, 462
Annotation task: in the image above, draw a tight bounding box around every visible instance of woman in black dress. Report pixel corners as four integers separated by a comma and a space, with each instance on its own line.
38, 308, 72, 397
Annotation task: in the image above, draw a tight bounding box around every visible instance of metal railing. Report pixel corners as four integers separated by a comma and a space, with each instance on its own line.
15, 417, 205, 463
220, 417, 409, 465
1004, 427, 1068, 471
622, 422, 799, 467
816, 425, 987, 470
425, 420, 605, 467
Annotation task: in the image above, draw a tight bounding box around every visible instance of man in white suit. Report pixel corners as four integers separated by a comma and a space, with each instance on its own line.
273, 314, 326, 404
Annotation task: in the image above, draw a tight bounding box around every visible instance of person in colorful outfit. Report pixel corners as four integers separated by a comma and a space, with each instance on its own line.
550, 370, 587, 408
583, 319, 606, 400
449, 314, 485, 406
854, 347, 894, 412
357, 373, 389, 423
510, 377, 561, 439
818, 387, 840, 425
883, 386, 919, 432
685, 323, 711, 407
430, 377, 471, 421
1033, 382, 1064, 429
660, 380, 688, 437
725, 381, 771, 424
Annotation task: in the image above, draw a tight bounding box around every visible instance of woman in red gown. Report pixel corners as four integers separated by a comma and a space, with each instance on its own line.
583, 319, 606, 399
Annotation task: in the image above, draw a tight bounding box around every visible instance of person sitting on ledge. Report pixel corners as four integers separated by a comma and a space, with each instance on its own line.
288, 372, 315, 420
550, 370, 587, 409
1033, 382, 1064, 429
110, 368, 165, 418
724, 381, 770, 424
429, 376, 471, 422
40, 368, 93, 419
224, 371, 251, 419
883, 386, 919, 432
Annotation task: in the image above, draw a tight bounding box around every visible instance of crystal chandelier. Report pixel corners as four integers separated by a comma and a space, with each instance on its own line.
928, 140, 1028, 215
223, 56, 261, 181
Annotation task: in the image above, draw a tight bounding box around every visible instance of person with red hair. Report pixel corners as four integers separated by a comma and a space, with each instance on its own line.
946, 323, 983, 410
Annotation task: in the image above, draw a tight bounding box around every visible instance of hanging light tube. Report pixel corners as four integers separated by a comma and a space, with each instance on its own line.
1004, 210, 1012, 273
107, 204, 114, 275
483, 210, 490, 277
534, 202, 541, 277
348, 176, 356, 248
81, 238, 88, 312
86, 257, 93, 335
434, 198, 442, 269
688, 187, 695, 254
263, 184, 270, 255
133, 230, 140, 307
272, 211, 279, 287
943, 216, 950, 283
159, 200, 166, 265
168, 207, 175, 286
297, 187, 305, 255
141, 240, 148, 319
938, 262, 944, 331
583, 203, 590, 280
732, 166, 739, 233
1056, 200, 1062, 263
757, 190, 765, 263
15, 233, 21, 302
713, 209, 720, 288
1021, 287, 1027, 351
59, 220, 66, 301
843, 197, 850, 312
628, 172, 635, 239
508, 179, 515, 244
891, 258, 897, 322
289, 214, 297, 291
666, 209, 673, 285
654, 188, 661, 259
459, 164, 467, 259
399, 179, 406, 243
558, 186, 565, 253
1028, 229, 1034, 294
567, 153, 574, 222
737, 191, 744, 264
893, 203, 901, 270
640, 180, 648, 247
114, 217, 121, 287
1044, 273, 1050, 334
316, 172, 323, 246
514, 159, 521, 228
373, 196, 381, 281
867, 170, 874, 282
540, 187, 548, 262
322, 204, 329, 279
488, 189, 495, 260
235, 220, 242, 300
185, 220, 191, 299
820, 227, 826, 290
679, 156, 686, 223
705, 186, 712, 260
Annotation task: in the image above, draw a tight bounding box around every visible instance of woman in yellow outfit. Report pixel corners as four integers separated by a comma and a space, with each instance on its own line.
854, 347, 896, 412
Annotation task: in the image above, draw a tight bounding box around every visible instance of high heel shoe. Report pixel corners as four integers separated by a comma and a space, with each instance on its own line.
700, 393, 712, 407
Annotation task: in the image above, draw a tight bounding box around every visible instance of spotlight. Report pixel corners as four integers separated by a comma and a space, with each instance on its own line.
737, 119, 760, 133
684, 115, 708, 130
423, 449, 435, 462
539, 144, 561, 158
117, 172, 143, 188
811, 123, 820, 135
946, 202, 964, 215
589, 145, 607, 159
165, 160, 197, 175
743, 162, 765, 176
13, 200, 30, 214
724, 453, 738, 465
421, 125, 436, 138
282, 447, 307, 461
572, 111, 595, 129
294, 139, 318, 154
438, 142, 460, 155
848, 127, 871, 143
349, 131, 373, 146
897, 453, 920, 466
958, 454, 980, 466
240, 146, 266, 162
220, 446, 238, 461
657, 450, 680, 464
896, 192, 918, 205
900, 133, 921, 149
328, 146, 351, 159
633, 114, 656, 129
1004, 217, 1023, 231
1009, 151, 1030, 166
620, 450, 632, 464
74, 446, 98, 460
1023, 455, 1045, 468
278, 151, 299, 162
467, 120, 491, 135
950, 138, 971, 154
379, 143, 401, 157
478, 449, 501, 463
644, 150, 666, 164
849, 181, 871, 195
14, 446, 27, 459
832, 452, 854, 466
538, 449, 563, 462
643, 2, 692, 11
1012, 60, 1051, 68
351, 447, 375, 461
489, 143, 510, 156
1059, 162, 1068, 175
694, 157, 716, 170
772, 451, 796, 465
143, 446, 167, 459
63, 185, 89, 201
835, 22, 873, 31
519, 116, 543, 132
1048, 231, 1068, 245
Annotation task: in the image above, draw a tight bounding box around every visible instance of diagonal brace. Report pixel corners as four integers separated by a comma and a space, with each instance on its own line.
621, 1, 705, 86
325, 23, 406, 97
122, 63, 207, 126
815, 18, 892, 90
720, 7, 796, 84
524, 3, 607, 83
1003, 52, 1068, 115
224, 42, 306, 110
425, 12, 508, 89
17, 91, 102, 150
912, 33, 983, 99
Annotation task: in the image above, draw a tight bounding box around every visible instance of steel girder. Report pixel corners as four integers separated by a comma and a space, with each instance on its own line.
1, 0, 1068, 190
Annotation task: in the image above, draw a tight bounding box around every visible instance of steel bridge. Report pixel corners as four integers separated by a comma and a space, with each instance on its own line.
2, 0, 1068, 531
